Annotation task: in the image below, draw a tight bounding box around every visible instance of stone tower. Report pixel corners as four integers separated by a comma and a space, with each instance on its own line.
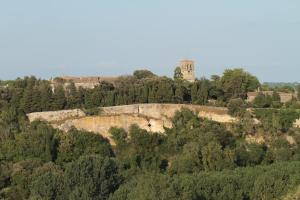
179, 60, 195, 82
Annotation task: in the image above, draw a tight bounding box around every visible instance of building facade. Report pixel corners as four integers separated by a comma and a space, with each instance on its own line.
179, 60, 196, 82
247, 91, 295, 103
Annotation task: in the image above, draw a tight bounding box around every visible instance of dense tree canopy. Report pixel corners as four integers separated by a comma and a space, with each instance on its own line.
220, 68, 260, 99
0, 69, 263, 115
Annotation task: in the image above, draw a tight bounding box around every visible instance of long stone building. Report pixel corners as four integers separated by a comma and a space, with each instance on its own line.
247, 91, 295, 103
51, 76, 118, 89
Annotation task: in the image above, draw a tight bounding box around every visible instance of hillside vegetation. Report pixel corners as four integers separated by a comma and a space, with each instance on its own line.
0, 68, 300, 199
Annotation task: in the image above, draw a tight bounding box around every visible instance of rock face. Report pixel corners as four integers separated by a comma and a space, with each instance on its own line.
294, 119, 300, 128
27, 109, 85, 123
27, 104, 236, 143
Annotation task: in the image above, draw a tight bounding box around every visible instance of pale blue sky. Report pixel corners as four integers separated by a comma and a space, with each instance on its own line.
0, 0, 299, 82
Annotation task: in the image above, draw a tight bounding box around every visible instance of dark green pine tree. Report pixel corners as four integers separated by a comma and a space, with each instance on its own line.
148, 87, 156, 103
52, 85, 66, 110
191, 82, 199, 104
20, 86, 34, 113
105, 91, 115, 106
197, 78, 209, 105
31, 86, 42, 112
174, 84, 184, 103
39, 83, 53, 111
139, 85, 149, 103
84, 91, 94, 109
66, 82, 80, 108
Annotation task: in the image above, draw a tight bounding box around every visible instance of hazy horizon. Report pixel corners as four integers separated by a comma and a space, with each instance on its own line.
0, 0, 299, 82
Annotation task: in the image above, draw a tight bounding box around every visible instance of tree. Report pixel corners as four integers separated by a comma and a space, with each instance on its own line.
220, 68, 260, 100
110, 173, 177, 200
253, 93, 272, 108
169, 142, 203, 174
201, 142, 235, 171
174, 67, 183, 81
20, 86, 34, 113
29, 164, 64, 200
56, 128, 113, 164
13, 122, 57, 162
52, 85, 66, 110
39, 82, 53, 111
133, 70, 156, 79
227, 98, 246, 117
271, 91, 282, 108
63, 155, 121, 200
65, 82, 81, 108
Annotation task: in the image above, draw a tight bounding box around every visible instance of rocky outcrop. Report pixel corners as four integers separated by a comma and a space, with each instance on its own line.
27, 109, 85, 123
27, 104, 300, 144
27, 104, 236, 143
101, 104, 233, 123
293, 119, 300, 128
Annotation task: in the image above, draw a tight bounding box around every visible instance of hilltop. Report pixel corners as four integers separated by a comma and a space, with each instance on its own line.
1, 68, 300, 199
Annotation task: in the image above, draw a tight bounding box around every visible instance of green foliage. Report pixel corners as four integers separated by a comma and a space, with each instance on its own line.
30, 171, 63, 200
191, 78, 209, 104
133, 70, 156, 79
109, 173, 177, 200
1, 71, 300, 200
111, 162, 300, 200
173, 67, 183, 81
56, 128, 113, 164
236, 143, 266, 166
63, 155, 121, 200
201, 142, 236, 171
253, 92, 282, 108
297, 85, 300, 100
0, 69, 262, 114
254, 109, 300, 133
52, 85, 66, 110
169, 142, 203, 174
110, 127, 128, 151
0, 122, 57, 162
220, 68, 260, 100
83, 107, 102, 116
227, 98, 246, 117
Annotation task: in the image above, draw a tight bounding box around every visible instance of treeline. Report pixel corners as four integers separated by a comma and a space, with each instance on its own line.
1, 109, 300, 199
0, 68, 260, 114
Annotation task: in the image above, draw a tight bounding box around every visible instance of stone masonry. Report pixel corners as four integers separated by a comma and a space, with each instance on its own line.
179, 60, 196, 82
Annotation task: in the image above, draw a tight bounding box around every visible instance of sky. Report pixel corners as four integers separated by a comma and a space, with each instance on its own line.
0, 0, 299, 82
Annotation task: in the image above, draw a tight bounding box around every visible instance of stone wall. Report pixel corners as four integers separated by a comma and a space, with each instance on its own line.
247, 91, 295, 103
27, 109, 85, 123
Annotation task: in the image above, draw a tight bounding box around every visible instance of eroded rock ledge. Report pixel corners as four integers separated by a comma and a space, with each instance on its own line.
27, 104, 236, 143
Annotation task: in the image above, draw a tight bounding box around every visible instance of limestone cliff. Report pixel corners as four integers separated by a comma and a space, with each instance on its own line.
27, 104, 300, 145
294, 119, 300, 128
27, 104, 236, 143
